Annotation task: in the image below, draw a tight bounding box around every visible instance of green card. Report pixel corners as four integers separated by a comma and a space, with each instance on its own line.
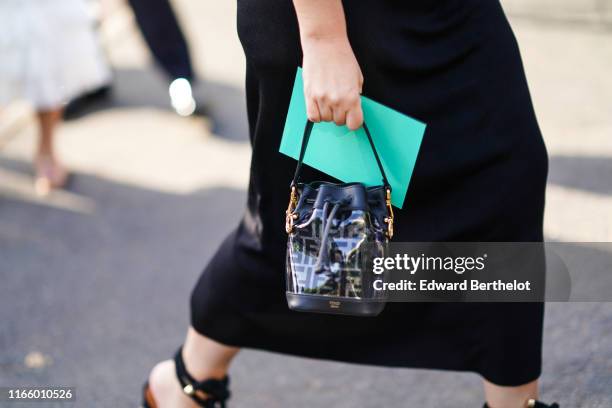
279, 68, 426, 208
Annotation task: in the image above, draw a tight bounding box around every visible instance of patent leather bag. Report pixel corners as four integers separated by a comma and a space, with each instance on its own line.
285, 120, 394, 316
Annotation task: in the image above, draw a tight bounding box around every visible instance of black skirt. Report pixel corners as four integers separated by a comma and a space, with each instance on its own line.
191, 0, 548, 386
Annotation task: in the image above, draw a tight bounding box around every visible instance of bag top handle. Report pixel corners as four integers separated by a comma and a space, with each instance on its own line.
290, 120, 391, 190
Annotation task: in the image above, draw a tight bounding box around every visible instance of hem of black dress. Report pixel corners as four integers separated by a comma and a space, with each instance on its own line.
191, 320, 541, 388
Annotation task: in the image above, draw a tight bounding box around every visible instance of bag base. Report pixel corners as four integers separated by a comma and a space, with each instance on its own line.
286, 292, 385, 317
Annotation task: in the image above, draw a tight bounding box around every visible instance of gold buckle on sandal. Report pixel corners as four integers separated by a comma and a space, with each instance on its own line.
183, 383, 195, 395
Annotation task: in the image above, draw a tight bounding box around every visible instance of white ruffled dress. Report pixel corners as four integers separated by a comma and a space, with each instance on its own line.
0, 0, 111, 110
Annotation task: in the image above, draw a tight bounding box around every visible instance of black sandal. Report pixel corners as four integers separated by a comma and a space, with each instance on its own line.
483, 400, 559, 408
142, 346, 231, 408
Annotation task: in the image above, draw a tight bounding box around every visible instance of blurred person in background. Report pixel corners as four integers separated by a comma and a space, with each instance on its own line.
128, 0, 196, 116
0, 0, 111, 195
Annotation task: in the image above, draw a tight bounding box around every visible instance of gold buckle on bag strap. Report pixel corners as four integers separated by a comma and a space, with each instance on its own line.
285, 185, 299, 233
384, 188, 394, 239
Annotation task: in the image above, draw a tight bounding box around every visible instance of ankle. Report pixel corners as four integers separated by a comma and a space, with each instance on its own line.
484, 400, 559, 408
35, 152, 55, 163
183, 360, 228, 381
181, 344, 230, 381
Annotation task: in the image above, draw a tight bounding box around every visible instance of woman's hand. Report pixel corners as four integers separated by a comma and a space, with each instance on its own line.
293, 0, 364, 131
302, 39, 364, 130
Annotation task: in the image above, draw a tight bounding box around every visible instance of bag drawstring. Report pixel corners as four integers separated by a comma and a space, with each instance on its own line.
314, 200, 346, 274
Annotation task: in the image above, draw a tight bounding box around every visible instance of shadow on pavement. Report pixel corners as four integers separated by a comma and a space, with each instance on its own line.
549, 154, 612, 195
63, 67, 249, 143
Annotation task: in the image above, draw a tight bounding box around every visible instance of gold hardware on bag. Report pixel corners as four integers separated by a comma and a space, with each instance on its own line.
384, 188, 394, 239
526, 400, 536, 408
285, 186, 299, 233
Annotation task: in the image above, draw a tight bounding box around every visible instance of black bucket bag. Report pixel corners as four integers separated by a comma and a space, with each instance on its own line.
285, 120, 394, 316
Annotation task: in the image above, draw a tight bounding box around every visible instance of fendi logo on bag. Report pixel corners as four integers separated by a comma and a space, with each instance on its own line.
329, 300, 341, 309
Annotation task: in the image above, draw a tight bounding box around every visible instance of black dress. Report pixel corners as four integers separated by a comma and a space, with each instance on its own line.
191, 0, 548, 386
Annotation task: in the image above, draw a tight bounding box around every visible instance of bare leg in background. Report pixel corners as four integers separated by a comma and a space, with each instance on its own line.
35, 108, 68, 195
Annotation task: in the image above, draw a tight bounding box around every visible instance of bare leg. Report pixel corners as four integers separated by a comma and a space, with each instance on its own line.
35, 109, 68, 194
149, 327, 240, 408
484, 379, 538, 408
37, 109, 62, 158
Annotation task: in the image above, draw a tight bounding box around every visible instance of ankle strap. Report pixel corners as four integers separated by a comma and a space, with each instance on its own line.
174, 347, 231, 408
484, 401, 559, 408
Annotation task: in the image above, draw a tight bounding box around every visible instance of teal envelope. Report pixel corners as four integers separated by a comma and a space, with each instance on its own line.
279, 68, 426, 208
